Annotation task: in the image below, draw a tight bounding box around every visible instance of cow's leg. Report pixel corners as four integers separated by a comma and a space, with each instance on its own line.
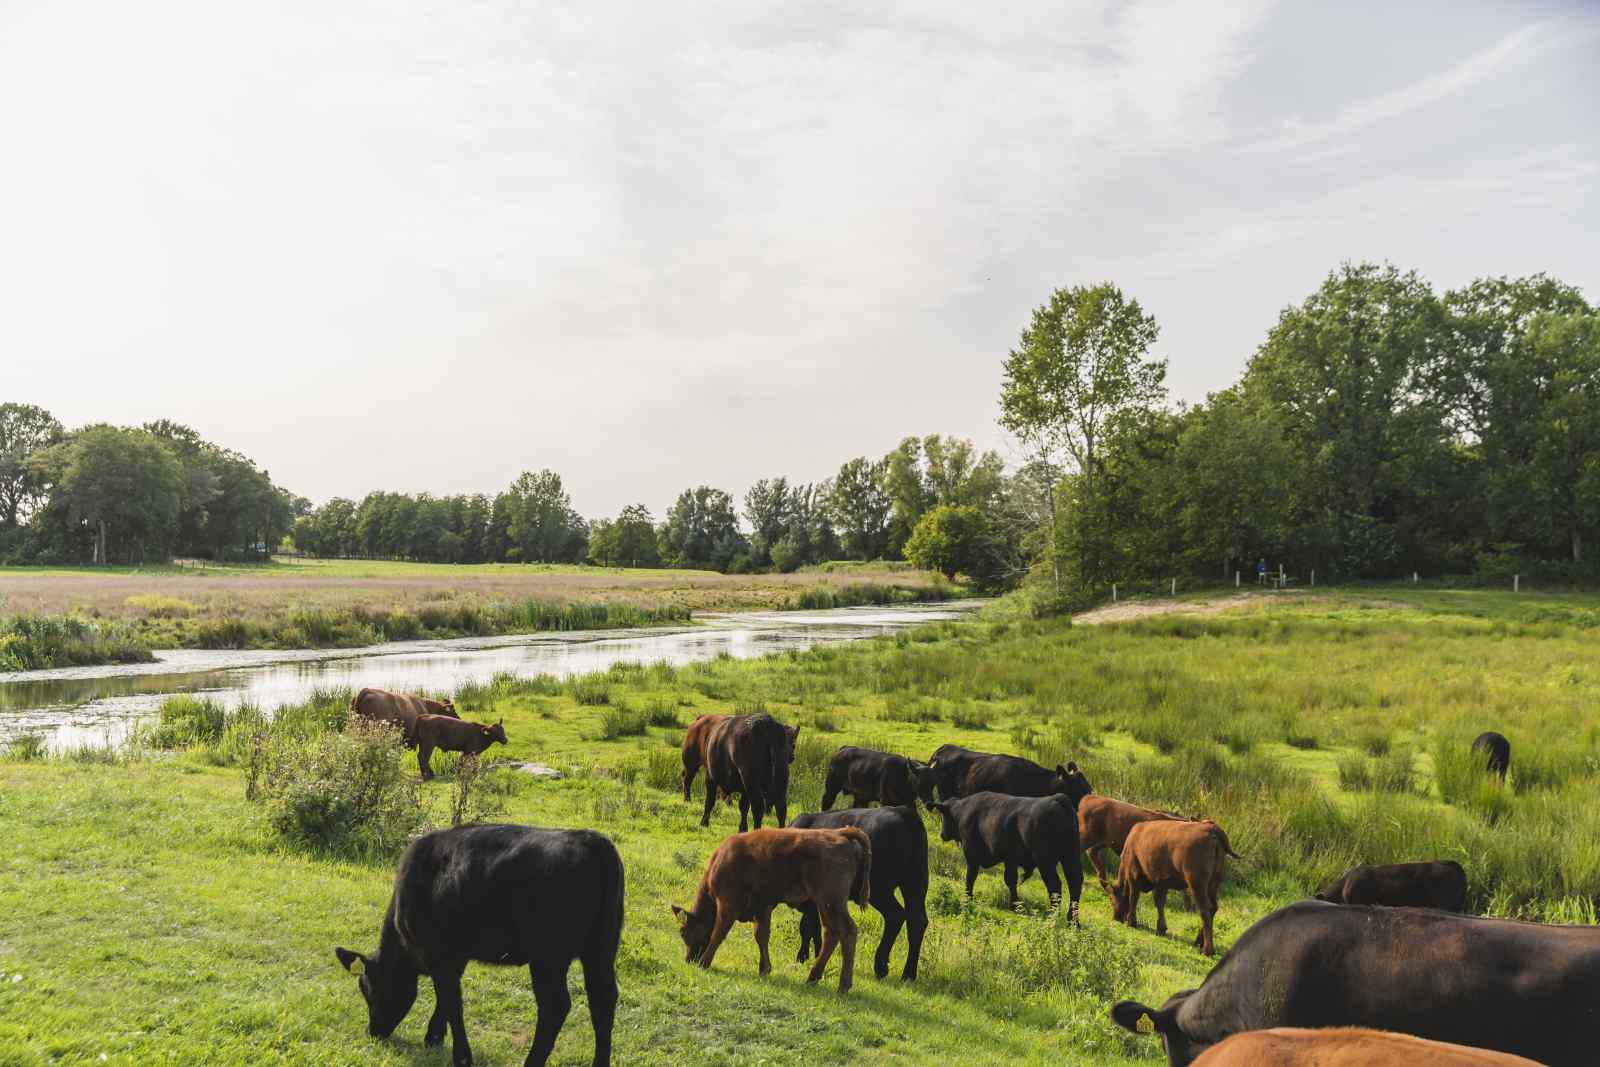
1003, 861, 1020, 908
1086, 846, 1112, 891
525, 961, 572, 1067
873, 892, 905, 980
1064, 852, 1083, 927
698, 906, 736, 970
681, 752, 698, 803
700, 779, 718, 828
1038, 861, 1063, 914
808, 909, 839, 985
1154, 887, 1169, 936
964, 859, 980, 900
579, 949, 617, 1067
425, 962, 463, 1047
902, 892, 928, 981
836, 904, 857, 993
430, 962, 472, 1066
419, 743, 434, 780
749, 782, 767, 830
1126, 885, 1141, 929
737, 790, 752, 833
774, 783, 787, 828
820, 771, 840, 811
754, 906, 774, 976
796, 903, 820, 963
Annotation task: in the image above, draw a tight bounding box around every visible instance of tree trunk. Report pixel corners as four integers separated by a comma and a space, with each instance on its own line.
1574, 524, 1583, 564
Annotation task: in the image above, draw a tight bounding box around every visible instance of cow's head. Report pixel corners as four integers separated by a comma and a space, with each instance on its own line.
671, 904, 713, 964
927, 800, 961, 843
1053, 762, 1093, 803
882, 758, 917, 807
1111, 991, 1200, 1066
482, 719, 508, 746
783, 724, 800, 762
334, 946, 418, 1040
1110, 876, 1134, 923
911, 759, 941, 805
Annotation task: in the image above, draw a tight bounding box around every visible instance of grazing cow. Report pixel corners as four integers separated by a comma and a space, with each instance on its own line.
914, 743, 995, 803
414, 715, 507, 780
960, 754, 1093, 801
1316, 860, 1467, 912
1110, 899, 1600, 1066
681, 713, 799, 831
929, 791, 1084, 923
672, 826, 871, 992
350, 687, 459, 745
790, 805, 929, 980
1111, 819, 1237, 957
333, 823, 622, 1067
1472, 731, 1511, 779
820, 746, 919, 810
1077, 795, 1185, 889
1191, 1028, 1543, 1067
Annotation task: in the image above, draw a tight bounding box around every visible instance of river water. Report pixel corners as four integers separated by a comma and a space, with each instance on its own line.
0, 601, 982, 750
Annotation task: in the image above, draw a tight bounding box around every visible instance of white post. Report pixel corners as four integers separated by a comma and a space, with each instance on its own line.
1311, 569, 1316, 587
1171, 578, 1176, 596
1235, 570, 1240, 587
1514, 574, 1520, 593
1413, 571, 1419, 584
1112, 583, 1117, 602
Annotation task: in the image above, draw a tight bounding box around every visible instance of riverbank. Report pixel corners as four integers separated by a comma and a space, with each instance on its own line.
6, 587, 1600, 1064
0, 559, 959, 670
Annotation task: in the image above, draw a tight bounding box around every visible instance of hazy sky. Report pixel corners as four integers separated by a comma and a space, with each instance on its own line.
4, 0, 1596, 518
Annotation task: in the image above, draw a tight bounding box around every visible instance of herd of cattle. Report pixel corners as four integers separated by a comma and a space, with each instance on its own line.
333, 692, 1572, 1067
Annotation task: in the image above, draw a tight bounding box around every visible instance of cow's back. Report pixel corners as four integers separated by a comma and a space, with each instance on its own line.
961, 754, 1055, 797
791, 806, 926, 893
1173, 901, 1600, 1066
1193, 1028, 1544, 1067
1079, 795, 1179, 849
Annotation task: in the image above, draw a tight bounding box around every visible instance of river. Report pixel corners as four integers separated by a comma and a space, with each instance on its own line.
0, 600, 982, 750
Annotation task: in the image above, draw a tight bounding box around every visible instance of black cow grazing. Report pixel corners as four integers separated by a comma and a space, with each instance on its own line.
334, 824, 623, 1067
914, 743, 995, 803
1110, 899, 1600, 1067
1315, 860, 1468, 912
929, 791, 1084, 923
820, 746, 919, 810
962, 754, 1092, 801
681, 712, 800, 832
790, 805, 929, 980
1472, 731, 1511, 779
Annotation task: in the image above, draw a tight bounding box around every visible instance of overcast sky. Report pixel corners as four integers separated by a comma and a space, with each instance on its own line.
3, 0, 1596, 518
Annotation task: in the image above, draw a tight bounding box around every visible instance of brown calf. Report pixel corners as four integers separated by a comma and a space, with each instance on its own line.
1112, 819, 1238, 957
672, 827, 871, 992
1191, 1027, 1543, 1066
349, 687, 458, 746
414, 714, 507, 780
1077, 795, 1185, 890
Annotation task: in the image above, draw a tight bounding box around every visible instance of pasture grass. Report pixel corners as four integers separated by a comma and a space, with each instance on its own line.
5, 587, 1600, 1064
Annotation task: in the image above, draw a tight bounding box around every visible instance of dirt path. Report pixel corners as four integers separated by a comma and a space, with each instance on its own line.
1072, 589, 1309, 626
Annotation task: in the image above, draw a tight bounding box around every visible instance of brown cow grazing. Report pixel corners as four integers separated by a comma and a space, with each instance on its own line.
1113, 819, 1238, 956
1190, 1027, 1543, 1066
414, 715, 507, 780
350, 687, 458, 746
680, 712, 800, 831
1078, 795, 1186, 890
671, 826, 871, 992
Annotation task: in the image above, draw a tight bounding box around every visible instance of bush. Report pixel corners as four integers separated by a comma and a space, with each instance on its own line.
596, 701, 650, 740
245, 718, 426, 858
3, 733, 46, 761
0, 615, 152, 671
141, 696, 228, 749
569, 676, 612, 706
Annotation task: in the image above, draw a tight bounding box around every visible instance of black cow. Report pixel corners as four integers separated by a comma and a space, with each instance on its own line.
928, 791, 1084, 923
334, 824, 623, 1067
914, 743, 995, 803
681, 712, 800, 831
1472, 731, 1511, 779
1111, 899, 1600, 1067
1315, 860, 1468, 912
790, 805, 929, 980
962, 754, 1092, 801
820, 746, 919, 810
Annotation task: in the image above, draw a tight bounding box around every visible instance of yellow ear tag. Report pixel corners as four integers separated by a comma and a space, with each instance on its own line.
348, 958, 365, 976
1136, 1013, 1154, 1035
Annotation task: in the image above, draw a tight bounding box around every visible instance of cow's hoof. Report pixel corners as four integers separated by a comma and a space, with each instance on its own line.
424, 1030, 445, 1047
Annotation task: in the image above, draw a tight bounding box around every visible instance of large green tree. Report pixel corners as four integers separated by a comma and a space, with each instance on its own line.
829, 456, 892, 561
50, 425, 183, 563
0, 402, 64, 528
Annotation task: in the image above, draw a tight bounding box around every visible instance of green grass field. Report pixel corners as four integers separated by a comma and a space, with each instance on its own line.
0, 558, 956, 669
5, 587, 1600, 1065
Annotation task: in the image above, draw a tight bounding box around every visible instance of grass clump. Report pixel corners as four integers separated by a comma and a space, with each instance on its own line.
3, 733, 46, 761
0, 614, 152, 671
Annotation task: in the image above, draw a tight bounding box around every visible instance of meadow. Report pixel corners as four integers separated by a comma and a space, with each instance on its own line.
4, 587, 1599, 1065
0, 558, 955, 669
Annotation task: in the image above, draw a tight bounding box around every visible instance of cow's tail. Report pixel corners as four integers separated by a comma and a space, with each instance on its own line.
1205, 822, 1242, 859
843, 826, 872, 907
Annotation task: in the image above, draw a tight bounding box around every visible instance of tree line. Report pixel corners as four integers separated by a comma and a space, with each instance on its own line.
1002, 265, 1598, 602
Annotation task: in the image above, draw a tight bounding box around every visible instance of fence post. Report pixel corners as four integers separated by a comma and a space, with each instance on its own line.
1413, 571, 1419, 584
1171, 578, 1176, 596
1311, 569, 1316, 587
1514, 574, 1520, 593
1235, 570, 1240, 587
1112, 583, 1117, 602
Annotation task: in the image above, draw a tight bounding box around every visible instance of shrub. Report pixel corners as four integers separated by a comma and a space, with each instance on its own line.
141, 696, 228, 749
569, 676, 612, 706
3, 733, 46, 761
597, 702, 649, 740
949, 703, 994, 730
0, 615, 152, 671
245, 718, 426, 858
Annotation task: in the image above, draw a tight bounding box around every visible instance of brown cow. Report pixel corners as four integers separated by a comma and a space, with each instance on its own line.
1113, 819, 1238, 957
680, 712, 800, 831
1078, 795, 1185, 890
1190, 1027, 1543, 1066
349, 687, 458, 746
671, 826, 871, 992
414, 714, 507, 780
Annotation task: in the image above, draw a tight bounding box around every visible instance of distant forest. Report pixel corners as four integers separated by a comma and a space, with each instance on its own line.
3, 261, 1594, 598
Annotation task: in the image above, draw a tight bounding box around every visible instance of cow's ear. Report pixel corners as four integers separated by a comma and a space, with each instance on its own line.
670, 904, 688, 925
1067, 761, 1078, 773
334, 947, 367, 975
1109, 1001, 1165, 1037
1056, 764, 1068, 776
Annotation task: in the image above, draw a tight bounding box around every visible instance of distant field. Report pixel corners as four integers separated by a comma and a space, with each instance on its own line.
7, 587, 1600, 1065
0, 558, 958, 667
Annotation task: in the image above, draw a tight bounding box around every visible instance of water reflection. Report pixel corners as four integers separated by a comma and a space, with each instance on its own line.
0, 602, 979, 750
